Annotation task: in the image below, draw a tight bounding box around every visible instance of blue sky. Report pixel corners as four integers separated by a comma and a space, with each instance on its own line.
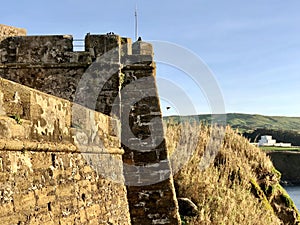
2, 0, 300, 116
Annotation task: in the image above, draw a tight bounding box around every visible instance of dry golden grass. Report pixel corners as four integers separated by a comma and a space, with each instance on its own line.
164, 122, 298, 225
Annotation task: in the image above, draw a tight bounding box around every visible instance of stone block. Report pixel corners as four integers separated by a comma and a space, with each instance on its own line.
0, 214, 27, 225
35, 187, 56, 206
85, 204, 100, 221
85, 34, 121, 61
132, 41, 153, 56
59, 214, 77, 225
0, 202, 14, 217
16, 36, 73, 64
56, 183, 75, 198
79, 208, 87, 224
121, 37, 132, 55
30, 152, 52, 169
30, 91, 71, 142
14, 191, 36, 213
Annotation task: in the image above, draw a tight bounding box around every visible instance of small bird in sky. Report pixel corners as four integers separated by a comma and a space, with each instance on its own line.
166, 106, 171, 110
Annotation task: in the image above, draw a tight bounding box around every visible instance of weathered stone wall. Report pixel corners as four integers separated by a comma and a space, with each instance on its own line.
0, 26, 181, 224
0, 35, 90, 103
0, 24, 26, 42
121, 45, 180, 224
0, 77, 131, 224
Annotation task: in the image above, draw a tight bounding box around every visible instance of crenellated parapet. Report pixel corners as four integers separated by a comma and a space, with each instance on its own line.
0, 32, 154, 113
0, 33, 153, 65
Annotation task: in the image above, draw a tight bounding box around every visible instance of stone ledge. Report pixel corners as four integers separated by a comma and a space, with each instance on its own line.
0, 139, 124, 154
123, 63, 155, 70
0, 62, 91, 69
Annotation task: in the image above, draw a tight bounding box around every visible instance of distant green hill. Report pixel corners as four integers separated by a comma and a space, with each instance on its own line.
163, 113, 300, 133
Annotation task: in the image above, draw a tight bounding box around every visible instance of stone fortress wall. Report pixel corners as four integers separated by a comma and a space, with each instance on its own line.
0, 24, 181, 224
0, 77, 130, 225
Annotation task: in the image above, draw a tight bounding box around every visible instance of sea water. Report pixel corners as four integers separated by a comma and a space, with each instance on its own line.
285, 186, 300, 210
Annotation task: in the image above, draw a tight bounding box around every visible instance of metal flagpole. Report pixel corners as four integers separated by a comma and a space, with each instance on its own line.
135, 5, 138, 41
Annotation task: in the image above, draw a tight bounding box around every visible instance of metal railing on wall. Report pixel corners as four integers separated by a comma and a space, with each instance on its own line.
73, 39, 85, 51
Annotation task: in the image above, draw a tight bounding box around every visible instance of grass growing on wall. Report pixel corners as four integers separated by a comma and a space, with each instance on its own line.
164, 122, 299, 225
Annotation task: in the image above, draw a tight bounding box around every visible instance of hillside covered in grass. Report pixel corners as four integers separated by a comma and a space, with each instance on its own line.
163, 113, 300, 133
164, 122, 300, 224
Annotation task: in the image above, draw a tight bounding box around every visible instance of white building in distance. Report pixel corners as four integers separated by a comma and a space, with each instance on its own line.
258, 135, 291, 147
